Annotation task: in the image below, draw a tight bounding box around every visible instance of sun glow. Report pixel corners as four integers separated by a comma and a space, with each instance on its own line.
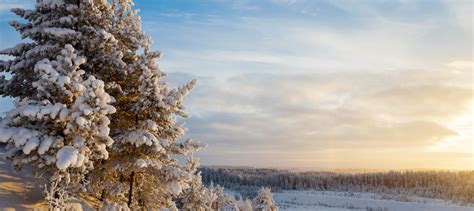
427, 100, 474, 169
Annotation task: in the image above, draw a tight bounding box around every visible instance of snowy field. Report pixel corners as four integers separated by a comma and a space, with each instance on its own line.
274, 190, 474, 211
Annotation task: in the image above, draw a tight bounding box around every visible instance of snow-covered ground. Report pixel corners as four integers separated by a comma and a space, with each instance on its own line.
274, 190, 474, 211
0, 160, 45, 211
0, 159, 89, 211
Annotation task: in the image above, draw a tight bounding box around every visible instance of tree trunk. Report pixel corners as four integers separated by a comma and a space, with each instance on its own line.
100, 189, 106, 201
128, 171, 135, 206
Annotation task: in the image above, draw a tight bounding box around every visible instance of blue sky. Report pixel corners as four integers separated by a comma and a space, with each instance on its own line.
0, 0, 472, 170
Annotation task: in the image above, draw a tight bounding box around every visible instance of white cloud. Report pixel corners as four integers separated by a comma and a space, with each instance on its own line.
447, 60, 474, 70
443, 0, 473, 32
168, 66, 473, 168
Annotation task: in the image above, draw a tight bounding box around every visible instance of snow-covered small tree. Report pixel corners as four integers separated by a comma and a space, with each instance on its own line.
208, 182, 239, 210
236, 198, 254, 211
178, 172, 258, 211
178, 169, 218, 210
252, 187, 278, 211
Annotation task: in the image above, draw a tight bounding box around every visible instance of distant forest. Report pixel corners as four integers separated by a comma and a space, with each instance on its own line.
200, 167, 474, 204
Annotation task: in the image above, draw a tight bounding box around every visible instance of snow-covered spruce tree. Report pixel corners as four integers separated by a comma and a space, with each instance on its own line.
0, 44, 115, 207
252, 187, 278, 211
0, 0, 200, 209
0, 1, 117, 208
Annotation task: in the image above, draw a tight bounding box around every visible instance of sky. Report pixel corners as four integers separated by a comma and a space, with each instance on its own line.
0, 0, 473, 170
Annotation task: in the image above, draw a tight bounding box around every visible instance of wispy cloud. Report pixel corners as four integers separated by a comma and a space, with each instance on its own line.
144, 0, 471, 78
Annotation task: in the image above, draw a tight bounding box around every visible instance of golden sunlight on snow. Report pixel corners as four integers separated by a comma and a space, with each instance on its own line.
0, 160, 88, 211
0, 161, 45, 210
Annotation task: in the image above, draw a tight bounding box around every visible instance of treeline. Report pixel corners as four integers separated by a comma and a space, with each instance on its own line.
200, 167, 474, 204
